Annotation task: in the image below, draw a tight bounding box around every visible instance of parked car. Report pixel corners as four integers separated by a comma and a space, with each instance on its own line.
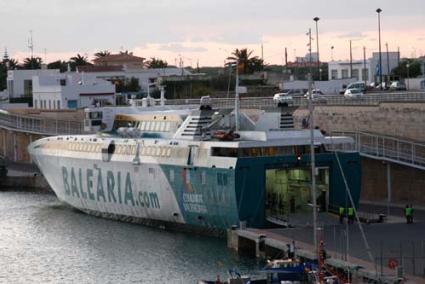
346, 82, 367, 93
304, 89, 327, 102
273, 92, 294, 106
389, 81, 407, 91
339, 84, 347, 95
344, 88, 364, 99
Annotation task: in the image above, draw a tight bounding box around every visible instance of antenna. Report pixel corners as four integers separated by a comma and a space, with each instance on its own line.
28, 30, 34, 59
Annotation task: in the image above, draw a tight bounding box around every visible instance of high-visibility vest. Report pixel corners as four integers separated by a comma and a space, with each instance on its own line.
339, 207, 345, 215
348, 208, 354, 216
406, 207, 413, 216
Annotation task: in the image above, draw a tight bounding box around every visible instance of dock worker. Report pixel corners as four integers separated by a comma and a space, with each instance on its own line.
347, 207, 354, 224
339, 207, 345, 224
404, 205, 410, 224
406, 205, 413, 224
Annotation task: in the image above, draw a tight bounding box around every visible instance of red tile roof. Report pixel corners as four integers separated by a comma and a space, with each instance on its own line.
93, 54, 145, 64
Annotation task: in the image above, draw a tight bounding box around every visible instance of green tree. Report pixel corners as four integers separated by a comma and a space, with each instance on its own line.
227, 48, 264, 74
94, 50, 111, 59
119, 50, 133, 55
69, 54, 91, 71
392, 59, 422, 78
23, 57, 42, 69
146, 57, 168, 68
47, 60, 69, 72
115, 77, 140, 93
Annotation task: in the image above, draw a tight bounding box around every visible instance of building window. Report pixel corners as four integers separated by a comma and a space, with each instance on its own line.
60, 79, 66, 86
23, 80, 32, 97
34, 100, 38, 109
49, 100, 51, 109
53, 100, 56, 109
67, 100, 77, 109
352, 69, 359, 80
362, 68, 369, 81
331, 70, 338, 80
57, 100, 61, 109
341, 69, 349, 79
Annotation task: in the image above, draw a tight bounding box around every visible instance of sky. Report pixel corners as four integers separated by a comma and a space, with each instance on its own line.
1, 0, 424, 67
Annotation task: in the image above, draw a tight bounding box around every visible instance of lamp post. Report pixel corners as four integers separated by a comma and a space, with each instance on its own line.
331, 46, 334, 61
313, 17, 320, 80
376, 8, 383, 90
406, 63, 410, 91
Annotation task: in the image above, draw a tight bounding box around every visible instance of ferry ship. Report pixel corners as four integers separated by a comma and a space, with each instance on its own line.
28, 97, 361, 234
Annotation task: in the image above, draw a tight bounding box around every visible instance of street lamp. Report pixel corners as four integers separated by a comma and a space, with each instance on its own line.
376, 8, 383, 90
313, 17, 320, 80
406, 63, 410, 91
331, 46, 334, 61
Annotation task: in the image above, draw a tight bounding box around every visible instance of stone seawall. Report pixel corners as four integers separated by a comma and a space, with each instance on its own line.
361, 157, 425, 205
294, 102, 425, 142
0, 175, 52, 193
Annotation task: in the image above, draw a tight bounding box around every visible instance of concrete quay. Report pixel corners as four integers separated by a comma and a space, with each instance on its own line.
227, 212, 425, 283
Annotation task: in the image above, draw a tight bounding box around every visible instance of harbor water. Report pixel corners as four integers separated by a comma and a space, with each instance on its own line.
0, 191, 258, 283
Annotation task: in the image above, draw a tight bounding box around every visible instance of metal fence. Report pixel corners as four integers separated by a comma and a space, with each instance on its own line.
0, 110, 84, 136
163, 91, 425, 108
329, 131, 425, 170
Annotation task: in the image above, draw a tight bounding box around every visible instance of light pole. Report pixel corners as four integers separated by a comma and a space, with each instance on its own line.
406, 63, 410, 91
376, 8, 383, 90
331, 46, 334, 61
313, 17, 320, 80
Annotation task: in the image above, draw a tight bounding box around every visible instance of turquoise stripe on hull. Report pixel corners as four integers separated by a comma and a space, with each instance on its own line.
161, 165, 240, 230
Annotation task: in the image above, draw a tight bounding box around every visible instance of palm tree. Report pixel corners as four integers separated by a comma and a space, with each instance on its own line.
227, 48, 253, 74
119, 50, 133, 55
70, 54, 90, 66
94, 50, 111, 59
227, 48, 264, 74
146, 57, 168, 68
23, 57, 42, 69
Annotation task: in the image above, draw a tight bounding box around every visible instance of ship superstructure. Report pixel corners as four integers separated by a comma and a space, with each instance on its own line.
28, 100, 361, 233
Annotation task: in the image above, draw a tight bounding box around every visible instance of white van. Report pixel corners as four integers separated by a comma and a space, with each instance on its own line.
346, 82, 367, 92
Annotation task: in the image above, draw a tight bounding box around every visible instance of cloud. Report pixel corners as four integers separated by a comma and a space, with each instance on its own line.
157, 43, 207, 53
338, 32, 366, 39
417, 37, 425, 41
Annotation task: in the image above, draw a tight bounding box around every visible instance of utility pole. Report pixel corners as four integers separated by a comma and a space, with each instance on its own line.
313, 17, 320, 80
386, 43, 390, 82
307, 27, 318, 267
376, 8, 383, 90
363, 46, 367, 86
349, 40, 353, 78
28, 30, 34, 69
235, 60, 240, 131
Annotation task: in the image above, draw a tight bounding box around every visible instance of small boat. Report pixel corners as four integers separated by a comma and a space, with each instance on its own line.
198, 259, 315, 284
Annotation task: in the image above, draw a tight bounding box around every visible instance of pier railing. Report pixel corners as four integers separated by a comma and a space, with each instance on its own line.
0, 110, 84, 136
163, 91, 425, 108
328, 131, 425, 170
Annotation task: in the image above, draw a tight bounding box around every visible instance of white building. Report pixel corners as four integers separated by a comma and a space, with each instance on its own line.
370, 52, 400, 82
328, 60, 372, 83
7, 69, 60, 100
328, 51, 400, 84
32, 73, 115, 110
77, 65, 191, 92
